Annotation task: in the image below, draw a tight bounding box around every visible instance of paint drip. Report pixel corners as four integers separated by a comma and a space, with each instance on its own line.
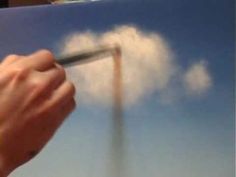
109, 50, 124, 177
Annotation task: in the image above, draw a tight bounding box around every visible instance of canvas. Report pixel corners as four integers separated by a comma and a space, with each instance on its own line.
0, 0, 234, 177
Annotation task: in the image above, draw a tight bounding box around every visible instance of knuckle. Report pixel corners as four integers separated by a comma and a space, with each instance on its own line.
58, 66, 66, 79
65, 99, 76, 114
67, 99, 76, 113
29, 80, 41, 90
29, 79, 46, 92
5, 54, 19, 60
11, 66, 30, 80
2, 54, 21, 64
71, 99, 76, 110
67, 81, 76, 96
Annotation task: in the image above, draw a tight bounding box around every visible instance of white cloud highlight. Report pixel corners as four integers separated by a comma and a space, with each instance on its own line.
60, 25, 213, 105
184, 61, 212, 95
61, 25, 175, 105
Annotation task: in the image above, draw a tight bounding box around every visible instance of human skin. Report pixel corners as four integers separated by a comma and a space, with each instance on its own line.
0, 50, 76, 176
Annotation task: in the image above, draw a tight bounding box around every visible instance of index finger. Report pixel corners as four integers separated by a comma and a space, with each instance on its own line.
16, 50, 55, 71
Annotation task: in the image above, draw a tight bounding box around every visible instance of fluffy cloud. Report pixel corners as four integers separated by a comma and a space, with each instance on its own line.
183, 61, 212, 95
60, 25, 212, 106
61, 25, 175, 105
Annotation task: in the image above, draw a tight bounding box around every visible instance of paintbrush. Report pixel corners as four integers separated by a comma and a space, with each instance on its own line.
57, 44, 121, 67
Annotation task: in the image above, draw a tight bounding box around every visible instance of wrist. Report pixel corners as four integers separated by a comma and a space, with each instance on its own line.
0, 161, 7, 177
0, 169, 6, 177
0, 154, 11, 177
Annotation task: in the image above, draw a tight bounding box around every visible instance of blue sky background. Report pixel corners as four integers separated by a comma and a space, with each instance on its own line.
0, 0, 234, 177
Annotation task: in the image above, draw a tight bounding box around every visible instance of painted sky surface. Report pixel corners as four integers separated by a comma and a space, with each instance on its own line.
0, 0, 234, 177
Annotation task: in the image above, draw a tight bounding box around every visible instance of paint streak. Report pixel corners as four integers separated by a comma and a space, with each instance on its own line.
109, 50, 124, 177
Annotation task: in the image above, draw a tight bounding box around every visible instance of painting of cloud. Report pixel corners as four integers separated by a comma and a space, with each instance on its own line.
0, 0, 234, 177
62, 25, 212, 106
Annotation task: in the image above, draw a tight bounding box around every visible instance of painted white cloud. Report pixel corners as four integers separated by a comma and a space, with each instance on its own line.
60, 25, 212, 105
183, 61, 212, 95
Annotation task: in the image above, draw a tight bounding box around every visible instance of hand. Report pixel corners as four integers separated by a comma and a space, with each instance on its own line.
0, 50, 76, 176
